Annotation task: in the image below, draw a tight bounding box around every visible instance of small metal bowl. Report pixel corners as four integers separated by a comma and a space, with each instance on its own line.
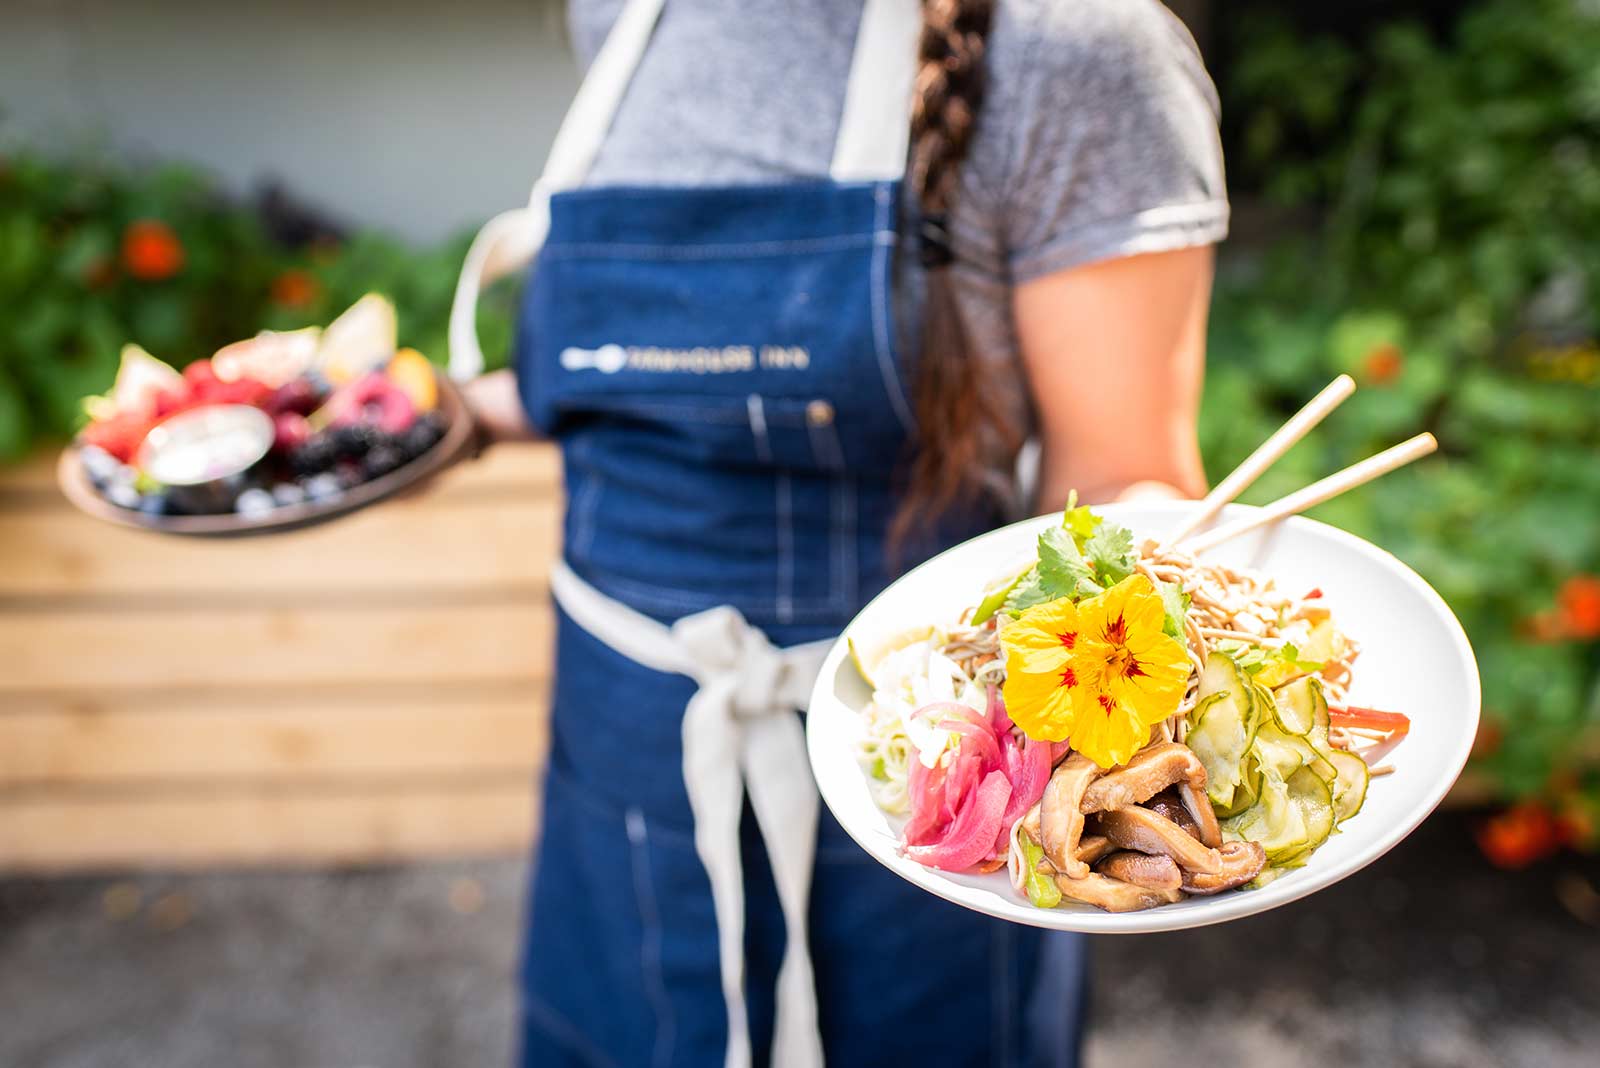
136, 404, 276, 514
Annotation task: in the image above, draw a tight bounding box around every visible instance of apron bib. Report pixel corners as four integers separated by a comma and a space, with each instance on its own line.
451, 2, 1084, 1065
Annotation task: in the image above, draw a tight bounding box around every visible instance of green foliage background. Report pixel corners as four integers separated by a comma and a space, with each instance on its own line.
0, 0, 1595, 823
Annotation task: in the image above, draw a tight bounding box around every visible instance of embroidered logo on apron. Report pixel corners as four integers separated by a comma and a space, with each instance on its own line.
560, 344, 811, 374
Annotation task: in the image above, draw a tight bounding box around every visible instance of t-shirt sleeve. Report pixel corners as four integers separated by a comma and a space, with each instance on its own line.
955, 0, 1229, 284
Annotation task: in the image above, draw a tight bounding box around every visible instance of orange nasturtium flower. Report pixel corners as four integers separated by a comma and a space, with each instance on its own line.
1001, 574, 1192, 768
121, 219, 185, 281
270, 268, 321, 310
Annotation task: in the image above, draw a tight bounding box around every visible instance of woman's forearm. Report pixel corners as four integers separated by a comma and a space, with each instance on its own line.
1015, 246, 1214, 513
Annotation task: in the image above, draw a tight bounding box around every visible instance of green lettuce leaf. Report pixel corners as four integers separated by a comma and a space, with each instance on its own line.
1061, 489, 1102, 550
1155, 579, 1191, 639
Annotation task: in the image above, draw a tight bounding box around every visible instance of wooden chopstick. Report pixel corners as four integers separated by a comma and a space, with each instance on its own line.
1184, 433, 1438, 555
1168, 374, 1356, 545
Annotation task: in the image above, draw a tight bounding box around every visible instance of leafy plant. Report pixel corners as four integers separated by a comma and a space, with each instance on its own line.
0, 151, 514, 460
1210, 0, 1600, 852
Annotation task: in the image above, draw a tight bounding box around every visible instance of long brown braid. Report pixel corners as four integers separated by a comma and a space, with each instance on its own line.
891, 0, 1020, 551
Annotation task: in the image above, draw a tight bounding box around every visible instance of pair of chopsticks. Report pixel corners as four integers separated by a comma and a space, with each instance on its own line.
1167, 374, 1437, 554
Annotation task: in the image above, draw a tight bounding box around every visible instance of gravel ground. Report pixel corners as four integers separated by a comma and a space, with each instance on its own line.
1, 811, 1595, 1068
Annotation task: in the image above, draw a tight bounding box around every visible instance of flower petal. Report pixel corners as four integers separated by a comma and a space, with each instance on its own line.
1001, 661, 1079, 743
1066, 690, 1153, 769
1000, 598, 1083, 672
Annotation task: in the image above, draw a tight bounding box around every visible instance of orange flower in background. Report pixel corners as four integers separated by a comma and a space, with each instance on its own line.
1557, 575, 1600, 640
271, 269, 321, 309
1477, 802, 1573, 869
1362, 341, 1403, 385
121, 219, 185, 281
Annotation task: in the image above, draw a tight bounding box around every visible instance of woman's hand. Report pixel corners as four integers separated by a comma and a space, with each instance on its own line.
1013, 246, 1214, 509
461, 369, 539, 447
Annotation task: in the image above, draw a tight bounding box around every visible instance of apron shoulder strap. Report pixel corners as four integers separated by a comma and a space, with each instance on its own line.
449, 0, 922, 381
831, 0, 922, 182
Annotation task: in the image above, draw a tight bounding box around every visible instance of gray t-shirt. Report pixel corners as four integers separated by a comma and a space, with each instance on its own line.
567, 0, 1228, 443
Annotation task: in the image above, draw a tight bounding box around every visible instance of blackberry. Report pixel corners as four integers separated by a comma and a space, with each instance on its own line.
289, 435, 338, 477
399, 418, 444, 460
363, 444, 405, 479
330, 423, 380, 459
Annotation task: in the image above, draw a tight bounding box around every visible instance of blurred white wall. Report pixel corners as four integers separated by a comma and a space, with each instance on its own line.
2, 0, 579, 242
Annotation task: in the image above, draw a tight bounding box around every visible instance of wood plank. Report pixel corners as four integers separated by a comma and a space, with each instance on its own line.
0, 693, 549, 786
0, 453, 59, 491
0, 496, 561, 598
440, 442, 561, 495
0, 779, 539, 871
0, 602, 553, 692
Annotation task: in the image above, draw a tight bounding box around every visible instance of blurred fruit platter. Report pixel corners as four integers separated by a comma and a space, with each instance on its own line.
58, 294, 475, 536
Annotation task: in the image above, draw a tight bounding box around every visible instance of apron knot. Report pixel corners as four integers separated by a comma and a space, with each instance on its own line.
672, 605, 814, 720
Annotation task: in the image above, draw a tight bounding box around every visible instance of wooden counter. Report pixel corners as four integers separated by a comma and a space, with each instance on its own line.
0, 446, 560, 872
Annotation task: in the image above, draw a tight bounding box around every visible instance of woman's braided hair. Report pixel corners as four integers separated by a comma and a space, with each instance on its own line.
891, 0, 1021, 550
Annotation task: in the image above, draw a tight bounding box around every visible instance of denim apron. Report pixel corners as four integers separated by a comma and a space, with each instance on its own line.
450, 2, 1087, 1065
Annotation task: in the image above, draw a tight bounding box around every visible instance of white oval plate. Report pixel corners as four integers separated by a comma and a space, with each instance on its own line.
806, 501, 1480, 934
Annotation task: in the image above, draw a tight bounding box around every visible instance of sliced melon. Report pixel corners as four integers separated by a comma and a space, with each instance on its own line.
213, 327, 321, 387
102, 344, 183, 420
317, 293, 398, 384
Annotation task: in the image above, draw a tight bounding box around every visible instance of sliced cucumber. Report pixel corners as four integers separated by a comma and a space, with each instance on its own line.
1272, 676, 1322, 736
1213, 756, 1262, 819
1280, 765, 1336, 864
1327, 748, 1370, 824
1188, 654, 1259, 808
1020, 836, 1062, 908
1224, 769, 1307, 860
1252, 723, 1310, 780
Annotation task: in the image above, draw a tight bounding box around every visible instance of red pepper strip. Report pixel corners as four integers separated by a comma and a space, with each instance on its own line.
1304, 587, 1324, 599
1329, 705, 1411, 733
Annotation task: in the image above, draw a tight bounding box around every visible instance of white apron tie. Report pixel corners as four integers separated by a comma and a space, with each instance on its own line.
550, 561, 832, 1068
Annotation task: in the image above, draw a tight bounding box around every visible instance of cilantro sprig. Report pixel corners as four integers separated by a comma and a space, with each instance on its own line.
1000, 492, 1188, 638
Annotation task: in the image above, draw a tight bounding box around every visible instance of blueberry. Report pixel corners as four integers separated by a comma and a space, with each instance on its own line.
106, 482, 141, 510
79, 445, 120, 487
304, 473, 343, 501
302, 368, 332, 396
138, 492, 170, 517
335, 461, 365, 490
271, 482, 308, 508
235, 488, 276, 519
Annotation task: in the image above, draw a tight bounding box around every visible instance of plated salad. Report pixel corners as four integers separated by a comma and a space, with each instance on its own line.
853, 496, 1412, 913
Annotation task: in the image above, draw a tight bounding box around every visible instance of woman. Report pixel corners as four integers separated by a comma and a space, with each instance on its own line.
450, 0, 1226, 1064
